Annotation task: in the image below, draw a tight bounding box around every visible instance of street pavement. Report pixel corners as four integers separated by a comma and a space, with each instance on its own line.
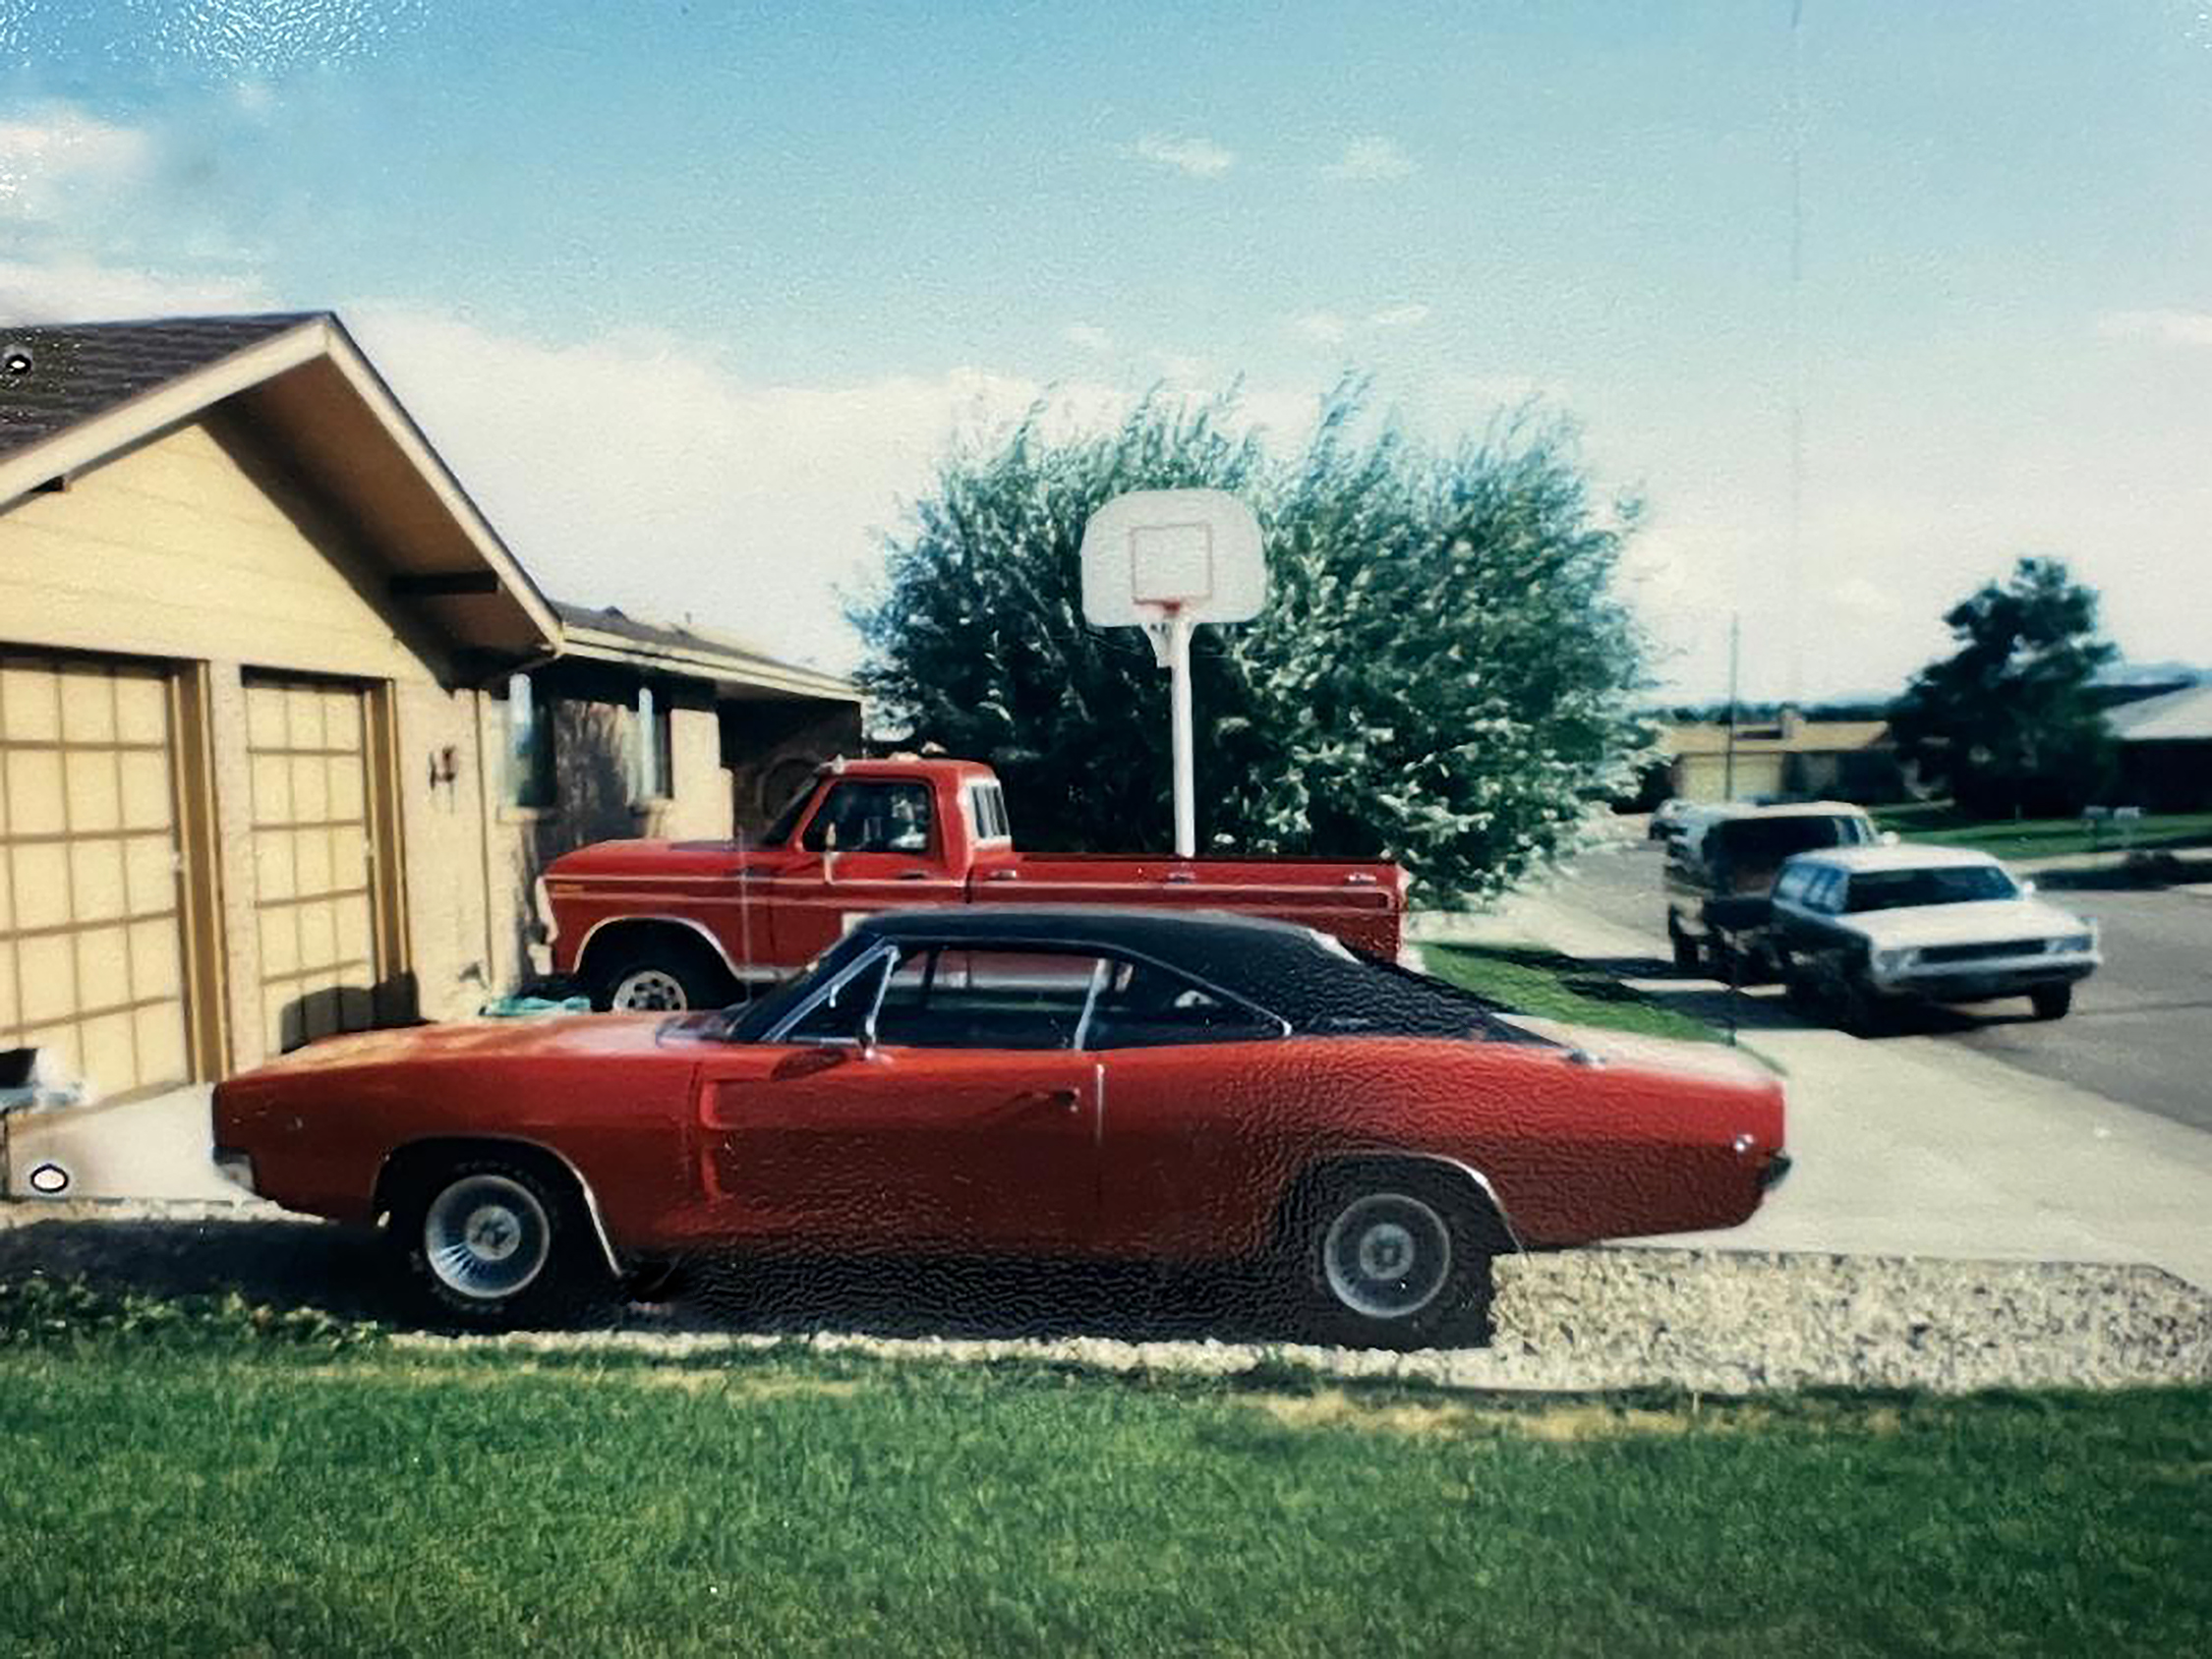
1543, 834, 2212, 1136
1421, 836, 2212, 1290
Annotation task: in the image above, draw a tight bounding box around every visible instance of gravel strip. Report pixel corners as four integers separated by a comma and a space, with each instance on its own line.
6, 1199, 2209, 1395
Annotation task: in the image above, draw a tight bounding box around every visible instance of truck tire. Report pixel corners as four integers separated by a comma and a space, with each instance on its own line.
2029, 984, 2072, 1020
587, 935, 734, 1012
1667, 917, 1700, 973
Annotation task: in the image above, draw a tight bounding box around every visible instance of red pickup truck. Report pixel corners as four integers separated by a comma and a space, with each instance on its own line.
542, 758, 1408, 1009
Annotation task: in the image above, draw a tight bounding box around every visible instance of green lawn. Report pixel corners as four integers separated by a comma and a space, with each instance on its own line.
0, 1313, 2207, 1656
1872, 802, 2212, 863
1423, 941, 1718, 1044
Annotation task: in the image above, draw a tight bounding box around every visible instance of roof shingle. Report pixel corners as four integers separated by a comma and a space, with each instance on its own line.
0, 313, 321, 462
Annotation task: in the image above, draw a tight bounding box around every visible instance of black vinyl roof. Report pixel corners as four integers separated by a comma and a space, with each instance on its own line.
847, 906, 1541, 1043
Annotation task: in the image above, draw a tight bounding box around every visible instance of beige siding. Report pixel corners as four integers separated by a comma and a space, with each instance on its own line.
0, 415, 444, 686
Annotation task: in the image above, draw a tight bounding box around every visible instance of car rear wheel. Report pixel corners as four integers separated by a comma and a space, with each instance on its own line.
2030, 984, 2073, 1020
1290, 1166, 1498, 1350
389, 1157, 606, 1327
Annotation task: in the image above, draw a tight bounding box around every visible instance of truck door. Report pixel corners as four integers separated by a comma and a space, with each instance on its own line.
769, 777, 964, 960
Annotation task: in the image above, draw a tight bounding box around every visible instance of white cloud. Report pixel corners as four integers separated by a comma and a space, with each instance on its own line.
1369, 302, 1431, 328
2094, 309, 2212, 348
0, 104, 152, 219
1323, 136, 1415, 182
1292, 311, 1350, 345
0, 257, 270, 323
1064, 322, 1113, 353
1131, 133, 1236, 178
1830, 575, 1900, 616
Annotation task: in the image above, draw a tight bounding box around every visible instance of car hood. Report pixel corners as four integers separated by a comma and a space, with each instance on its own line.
1494, 1014, 1779, 1090
1843, 898, 2086, 950
242, 1012, 703, 1075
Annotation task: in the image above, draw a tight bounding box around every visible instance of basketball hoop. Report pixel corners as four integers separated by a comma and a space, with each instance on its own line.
1079, 489, 1267, 856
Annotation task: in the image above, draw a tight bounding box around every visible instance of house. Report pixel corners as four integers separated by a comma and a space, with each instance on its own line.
1660, 707, 1902, 804
0, 313, 859, 1191
2107, 682, 2212, 810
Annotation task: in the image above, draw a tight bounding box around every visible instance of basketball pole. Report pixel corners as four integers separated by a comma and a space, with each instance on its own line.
1164, 605, 1196, 857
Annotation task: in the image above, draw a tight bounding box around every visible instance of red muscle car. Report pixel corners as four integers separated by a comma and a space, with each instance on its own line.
540, 758, 1407, 1010
212, 908, 1790, 1349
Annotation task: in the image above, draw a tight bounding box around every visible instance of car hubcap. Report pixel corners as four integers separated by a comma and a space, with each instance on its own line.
1322, 1192, 1451, 1321
424, 1173, 551, 1300
612, 967, 688, 1010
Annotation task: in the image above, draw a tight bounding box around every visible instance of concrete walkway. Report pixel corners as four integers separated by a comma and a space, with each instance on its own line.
3, 1085, 239, 1203
1423, 893, 2212, 1291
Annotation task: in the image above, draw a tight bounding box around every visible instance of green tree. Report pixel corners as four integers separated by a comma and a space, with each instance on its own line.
852, 385, 1651, 904
1888, 556, 2118, 818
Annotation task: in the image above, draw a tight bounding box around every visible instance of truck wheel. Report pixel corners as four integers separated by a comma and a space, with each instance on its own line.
388, 1157, 608, 1328
1836, 973, 1890, 1038
1668, 918, 1700, 973
2029, 984, 2072, 1020
588, 938, 733, 1012
1286, 1165, 1498, 1350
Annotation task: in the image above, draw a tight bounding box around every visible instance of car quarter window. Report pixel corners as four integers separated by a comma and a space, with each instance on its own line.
1083, 957, 1284, 1049
801, 780, 934, 855
872, 946, 1104, 1050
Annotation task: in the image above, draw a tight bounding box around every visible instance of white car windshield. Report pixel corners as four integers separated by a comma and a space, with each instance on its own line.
1845, 866, 2020, 913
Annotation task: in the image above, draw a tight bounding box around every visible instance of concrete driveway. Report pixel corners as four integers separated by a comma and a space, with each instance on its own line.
1426, 875, 2212, 1292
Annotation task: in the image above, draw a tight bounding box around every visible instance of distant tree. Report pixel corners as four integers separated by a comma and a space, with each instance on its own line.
853, 384, 1652, 904
1888, 557, 2118, 818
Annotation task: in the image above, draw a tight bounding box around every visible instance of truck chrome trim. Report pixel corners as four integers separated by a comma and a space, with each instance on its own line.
573, 913, 781, 982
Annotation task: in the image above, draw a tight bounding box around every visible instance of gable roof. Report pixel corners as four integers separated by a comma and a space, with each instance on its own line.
0, 315, 317, 458
553, 600, 859, 704
2108, 681, 2212, 743
0, 312, 559, 658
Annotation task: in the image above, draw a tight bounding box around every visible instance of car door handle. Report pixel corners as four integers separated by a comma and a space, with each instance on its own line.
1013, 1087, 1081, 1114
896, 870, 931, 880
984, 869, 1020, 882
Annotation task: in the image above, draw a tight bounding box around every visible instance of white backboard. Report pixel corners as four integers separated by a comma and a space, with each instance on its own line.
1079, 488, 1266, 627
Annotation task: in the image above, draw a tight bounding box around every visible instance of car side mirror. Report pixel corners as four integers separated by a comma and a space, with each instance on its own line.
1879, 830, 1900, 846
2019, 879, 2037, 894
856, 1005, 882, 1059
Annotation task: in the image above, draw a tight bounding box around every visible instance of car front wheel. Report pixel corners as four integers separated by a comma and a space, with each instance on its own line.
1293, 1168, 1497, 1350
390, 1158, 605, 1327
2030, 984, 2073, 1020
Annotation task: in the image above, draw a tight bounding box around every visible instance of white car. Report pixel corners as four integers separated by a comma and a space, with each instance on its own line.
1768, 843, 2101, 1031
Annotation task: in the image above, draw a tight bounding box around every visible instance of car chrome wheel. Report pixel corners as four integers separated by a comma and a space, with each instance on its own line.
1321, 1191, 1452, 1321
611, 966, 690, 1011
423, 1173, 553, 1301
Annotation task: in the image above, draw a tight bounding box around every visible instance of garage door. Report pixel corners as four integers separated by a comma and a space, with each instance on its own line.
0, 653, 195, 1101
245, 676, 385, 1054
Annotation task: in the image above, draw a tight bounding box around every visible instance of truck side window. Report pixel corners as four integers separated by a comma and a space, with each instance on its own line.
801, 781, 935, 855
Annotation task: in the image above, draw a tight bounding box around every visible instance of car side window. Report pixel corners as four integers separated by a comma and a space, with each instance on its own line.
872, 946, 1102, 1051
800, 780, 934, 854
1083, 958, 1283, 1049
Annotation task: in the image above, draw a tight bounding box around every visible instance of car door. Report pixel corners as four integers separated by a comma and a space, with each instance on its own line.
696, 943, 1103, 1253
1080, 957, 1294, 1260
765, 778, 965, 962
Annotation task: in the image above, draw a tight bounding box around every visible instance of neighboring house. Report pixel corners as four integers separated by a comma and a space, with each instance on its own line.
1661, 707, 1902, 804
2107, 682, 2212, 810
0, 312, 860, 1151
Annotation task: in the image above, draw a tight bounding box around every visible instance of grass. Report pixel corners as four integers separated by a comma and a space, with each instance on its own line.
0, 1301, 2207, 1657
1872, 802, 2212, 863
1423, 941, 1719, 1044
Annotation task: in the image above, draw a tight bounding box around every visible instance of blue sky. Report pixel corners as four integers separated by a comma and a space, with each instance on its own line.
5, 0, 2210, 699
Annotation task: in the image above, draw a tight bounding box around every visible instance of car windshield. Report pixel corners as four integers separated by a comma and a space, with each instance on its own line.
720, 933, 874, 1040
1712, 815, 1873, 867
1845, 865, 2020, 912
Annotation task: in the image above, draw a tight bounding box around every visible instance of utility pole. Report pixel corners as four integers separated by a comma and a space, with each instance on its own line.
1723, 613, 1741, 800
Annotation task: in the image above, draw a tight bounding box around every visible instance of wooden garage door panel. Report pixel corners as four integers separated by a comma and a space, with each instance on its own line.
245, 676, 382, 1055
0, 652, 195, 1100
